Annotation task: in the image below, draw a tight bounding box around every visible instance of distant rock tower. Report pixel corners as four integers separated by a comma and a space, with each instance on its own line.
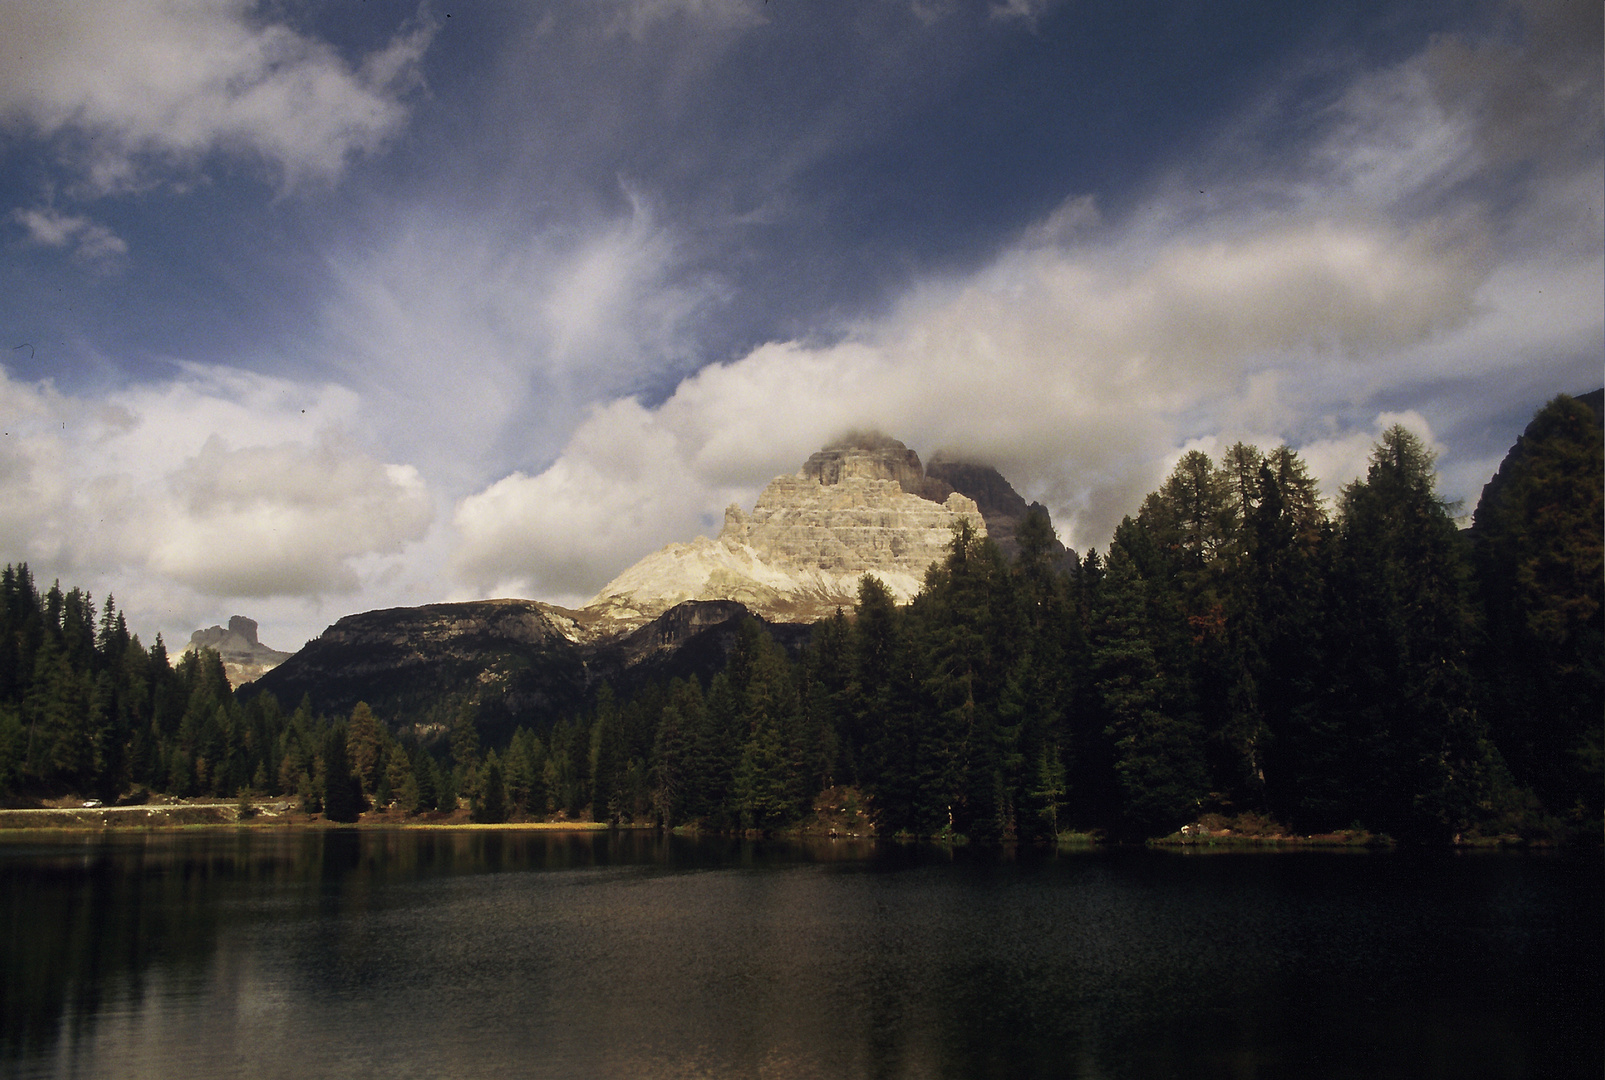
184, 616, 293, 687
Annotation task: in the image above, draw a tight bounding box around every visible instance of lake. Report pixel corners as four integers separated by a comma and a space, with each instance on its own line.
1, 829, 1599, 1079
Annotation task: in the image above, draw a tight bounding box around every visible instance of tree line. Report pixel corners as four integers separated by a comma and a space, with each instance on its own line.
1, 394, 1598, 841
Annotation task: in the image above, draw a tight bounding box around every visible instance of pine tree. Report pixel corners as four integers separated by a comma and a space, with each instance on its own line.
918, 521, 1014, 840
651, 700, 691, 825
1089, 547, 1209, 837
321, 725, 363, 823
407, 746, 440, 813
1472, 395, 1603, 822
850, 575, 924, 834
1321, 425, 1495, 840
589, 688, 625, 822
733, 629, 806, 831
1225, 454, 1327, 816
347, 702, 383, 797
471, 751, 509, 823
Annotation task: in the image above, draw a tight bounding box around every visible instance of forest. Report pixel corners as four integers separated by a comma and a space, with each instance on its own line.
0, 394, 1599, 842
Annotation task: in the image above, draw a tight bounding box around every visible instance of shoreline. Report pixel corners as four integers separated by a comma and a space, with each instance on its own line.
0, 805, 1556, 850
0, 802, 630, 832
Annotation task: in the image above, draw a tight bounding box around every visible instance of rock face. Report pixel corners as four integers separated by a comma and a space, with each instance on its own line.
925, 456, 1068, 564
584, 434, 986, 629
184, 616, 293, 687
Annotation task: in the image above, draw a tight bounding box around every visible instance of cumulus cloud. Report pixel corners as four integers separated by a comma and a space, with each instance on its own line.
150, 434, 431, 596
0, 362, 433, 640
453, 398, 718, 601
447, 6, 1600, 595
0, 0, 435, 193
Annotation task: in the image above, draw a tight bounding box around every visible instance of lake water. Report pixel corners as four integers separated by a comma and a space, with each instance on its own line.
1, 829, 1599, 1080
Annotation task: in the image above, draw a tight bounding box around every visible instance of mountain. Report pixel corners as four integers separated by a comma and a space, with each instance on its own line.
584, 433, 992, 630
246, 597, 810, 744
249, 434, 1058, 739
183, 616, 292, 687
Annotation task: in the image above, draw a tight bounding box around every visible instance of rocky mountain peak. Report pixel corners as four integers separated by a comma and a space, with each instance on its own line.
804, 432, 918, 489
184, 615, 293, 687
802, 432, 955, 503
226, 615, 260, 647
585, 435, 1068, 630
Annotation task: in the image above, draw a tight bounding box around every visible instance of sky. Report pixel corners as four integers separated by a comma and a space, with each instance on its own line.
0, 0, 1599, 654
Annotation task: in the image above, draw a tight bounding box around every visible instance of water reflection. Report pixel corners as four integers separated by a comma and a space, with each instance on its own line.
1, 829, 1599, 1079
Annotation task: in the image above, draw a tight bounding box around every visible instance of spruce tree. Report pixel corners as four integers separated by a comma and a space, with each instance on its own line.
1089, 546, 1209, 836
471, 751, 509, 823
321, 725, 363, 823
1321, 426, 1495, 840
1472, 393, 1604, 830
347, 702, 383, 797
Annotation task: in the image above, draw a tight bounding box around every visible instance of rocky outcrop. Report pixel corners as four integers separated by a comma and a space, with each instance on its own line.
800, 432, 954, 502
584, 435, 986, 629
184, 616, 293, 687
586, 599, 814, 692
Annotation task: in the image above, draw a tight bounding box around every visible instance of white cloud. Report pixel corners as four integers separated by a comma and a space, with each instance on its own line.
0, 362, 433, 644
0, 0, 435, 193
453, 398, 713, 602
448, 204, 1495, 592
149, 434, 432, 596
11, 206, 127, 269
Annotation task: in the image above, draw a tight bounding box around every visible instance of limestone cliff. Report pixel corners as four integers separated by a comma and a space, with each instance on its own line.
183, 616, 293, 687
585, 435, 985, 629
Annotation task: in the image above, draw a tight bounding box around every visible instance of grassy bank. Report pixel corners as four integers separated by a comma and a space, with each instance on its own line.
0, 800, 634, 832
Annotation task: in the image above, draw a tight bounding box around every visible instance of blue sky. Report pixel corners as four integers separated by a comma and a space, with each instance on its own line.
1, 0, 1600, 651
